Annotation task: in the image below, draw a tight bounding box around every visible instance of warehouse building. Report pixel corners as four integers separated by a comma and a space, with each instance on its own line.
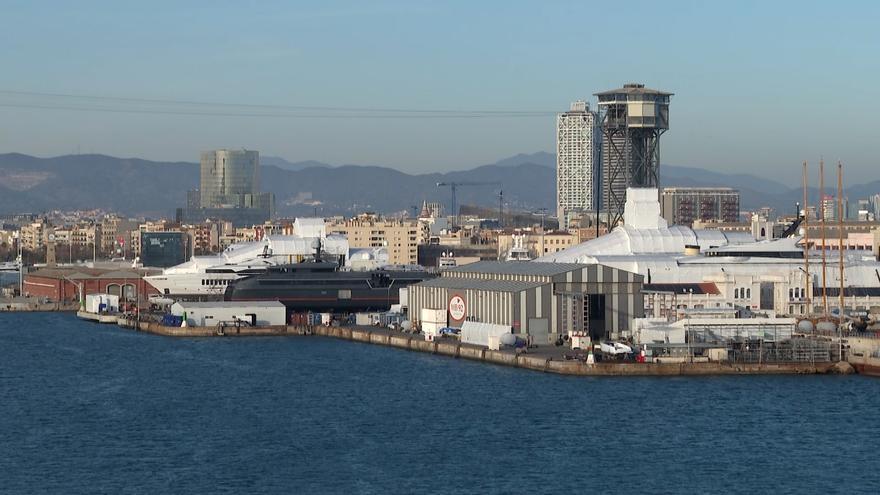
23, 266, 160, 302
408, 261, 644, 344
171, 301, 286, 327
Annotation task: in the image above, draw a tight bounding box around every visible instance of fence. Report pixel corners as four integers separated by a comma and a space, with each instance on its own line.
726, 338, 837, 364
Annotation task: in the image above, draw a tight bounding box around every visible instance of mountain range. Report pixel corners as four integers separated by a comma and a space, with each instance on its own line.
0, 151, 877, 219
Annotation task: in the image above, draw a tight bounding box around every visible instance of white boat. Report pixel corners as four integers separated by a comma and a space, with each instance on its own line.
600, 341, 633, 355
144, 234, 351, 298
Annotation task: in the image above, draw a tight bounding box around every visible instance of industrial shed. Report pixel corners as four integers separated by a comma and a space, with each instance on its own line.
171, 301, 286, 327
408, 261, 644, 344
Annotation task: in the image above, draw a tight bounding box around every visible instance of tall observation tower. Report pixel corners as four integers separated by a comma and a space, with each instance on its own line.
595, 83, 672, 227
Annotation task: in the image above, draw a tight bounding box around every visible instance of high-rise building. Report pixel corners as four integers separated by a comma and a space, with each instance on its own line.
200, 149, 259, 208
181, 149, 274, 227
821, 194, 836, 222
661, 187, 740, 226
556, 100, 598, 227
596, 83, 672, 227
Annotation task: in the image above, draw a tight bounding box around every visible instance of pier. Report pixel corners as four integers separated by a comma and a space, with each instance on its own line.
117, 318, 841, 376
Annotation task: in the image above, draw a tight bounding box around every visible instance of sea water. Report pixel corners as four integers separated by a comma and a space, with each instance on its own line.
1, 313, 879, 494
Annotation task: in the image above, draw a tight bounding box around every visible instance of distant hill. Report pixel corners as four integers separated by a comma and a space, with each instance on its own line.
490, 151, 556, 169
0, 153, 196, 218
260, 156, 332, 171
0, 152, 875, 218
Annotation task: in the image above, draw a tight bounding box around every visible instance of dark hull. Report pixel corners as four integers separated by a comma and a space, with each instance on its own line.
224, 266, 433, 313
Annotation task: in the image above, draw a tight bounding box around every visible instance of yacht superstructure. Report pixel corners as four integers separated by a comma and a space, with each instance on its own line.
144, 235, 351, 298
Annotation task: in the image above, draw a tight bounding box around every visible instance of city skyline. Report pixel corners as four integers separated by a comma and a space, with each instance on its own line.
1, 1, 879, 183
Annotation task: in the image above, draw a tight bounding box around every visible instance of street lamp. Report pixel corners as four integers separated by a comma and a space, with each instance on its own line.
533, 208, 548, 257
12, 231, 22, 296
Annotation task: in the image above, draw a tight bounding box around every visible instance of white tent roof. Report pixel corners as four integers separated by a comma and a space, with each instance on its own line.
162, 234, 350, 274
537, 225, 752, 260
293, 218, 327, 238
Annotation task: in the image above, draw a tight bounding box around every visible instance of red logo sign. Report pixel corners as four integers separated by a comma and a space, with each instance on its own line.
448, 295, 466, 321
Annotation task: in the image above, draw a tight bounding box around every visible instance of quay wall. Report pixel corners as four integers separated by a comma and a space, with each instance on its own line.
114, 319, 837, 377
305, 326, 833, 376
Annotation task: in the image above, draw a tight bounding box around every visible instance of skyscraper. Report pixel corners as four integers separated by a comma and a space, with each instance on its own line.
199, 149, 260, 208
556, 100, 598, 226
595, 83, 672, 227
181, 149, 274, 227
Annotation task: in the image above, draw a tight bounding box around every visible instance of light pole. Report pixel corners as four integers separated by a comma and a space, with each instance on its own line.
13, 231, 23, 296
533, 208, 548, 257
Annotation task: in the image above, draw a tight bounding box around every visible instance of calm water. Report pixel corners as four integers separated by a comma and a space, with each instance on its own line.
1, 313, 879, 494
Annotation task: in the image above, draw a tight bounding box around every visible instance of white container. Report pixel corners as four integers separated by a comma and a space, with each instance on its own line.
399, 288, 408, 309
571, 335, 590, 350
488, 335, 500, 351
85, 293, 119, 314
460, 321, 512, 347
421, 308, 447, 324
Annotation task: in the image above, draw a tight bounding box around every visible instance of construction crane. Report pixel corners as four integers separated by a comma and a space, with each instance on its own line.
436, 181, 501, 228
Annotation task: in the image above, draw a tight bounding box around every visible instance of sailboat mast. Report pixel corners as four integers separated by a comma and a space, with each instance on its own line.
838, 161, 845, 318
802, 161, 811, 313
819, 159, 829, 317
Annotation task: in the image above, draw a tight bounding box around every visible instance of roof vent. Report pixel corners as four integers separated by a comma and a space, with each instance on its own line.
623, 83, 645, 88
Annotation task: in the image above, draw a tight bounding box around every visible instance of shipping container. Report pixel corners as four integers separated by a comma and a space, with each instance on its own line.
289, 312, 311, 326
308, 312, 323, 326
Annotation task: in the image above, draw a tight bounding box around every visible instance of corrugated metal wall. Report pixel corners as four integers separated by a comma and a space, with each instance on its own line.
410, 264, 644, 339
410, 285, 516, 329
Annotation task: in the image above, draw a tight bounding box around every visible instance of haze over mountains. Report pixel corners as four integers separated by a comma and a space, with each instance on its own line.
0, 151, 875, 219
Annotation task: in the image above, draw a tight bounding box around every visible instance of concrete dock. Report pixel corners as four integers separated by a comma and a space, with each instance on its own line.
116, 318, 839, 377
76, 311, 120, 324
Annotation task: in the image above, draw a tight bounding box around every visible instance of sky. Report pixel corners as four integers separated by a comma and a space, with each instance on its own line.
1, 0, 878, 184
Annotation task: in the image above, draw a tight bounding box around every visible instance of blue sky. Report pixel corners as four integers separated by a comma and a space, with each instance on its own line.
1, 0, 878, 183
